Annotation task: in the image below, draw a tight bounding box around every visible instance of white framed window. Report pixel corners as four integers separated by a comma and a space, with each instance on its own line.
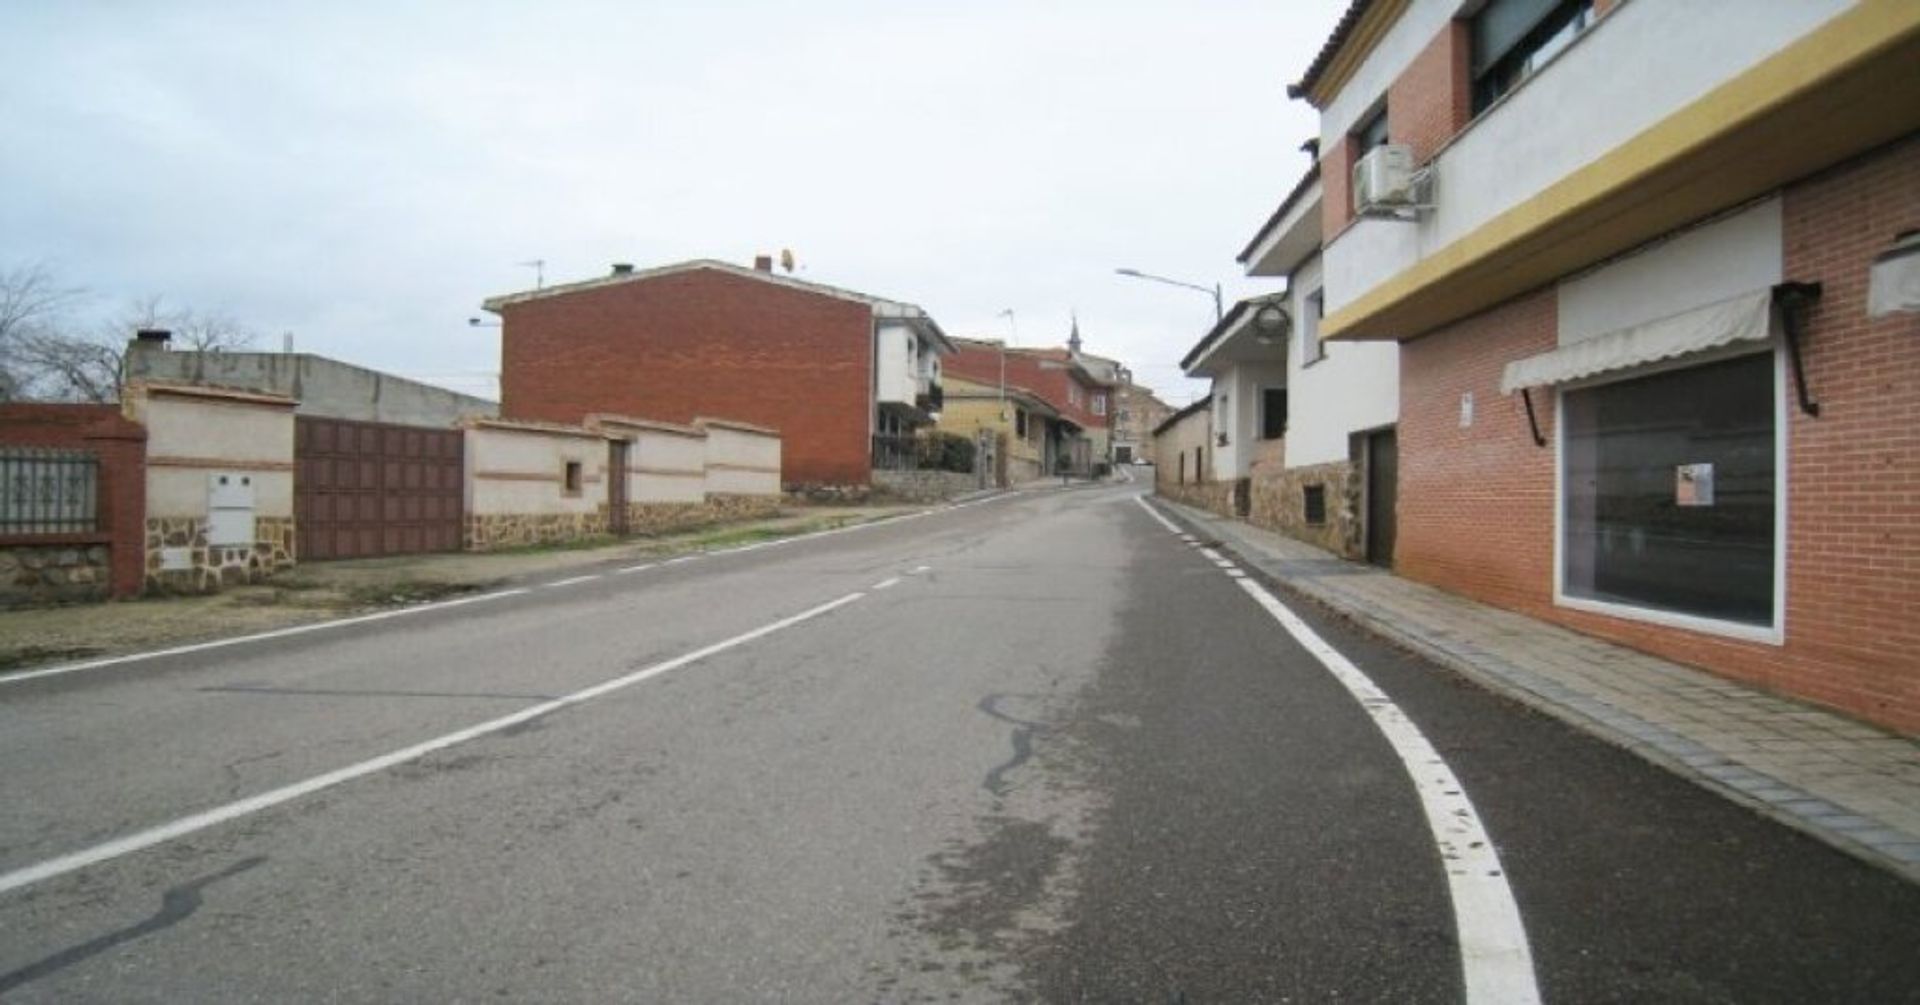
1301, 290, 1325, 366
1554, 347, 1786, 643
1092, 394, 1106, 416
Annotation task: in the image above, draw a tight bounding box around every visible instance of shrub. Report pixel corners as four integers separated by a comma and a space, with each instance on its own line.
916, 431, 976, 473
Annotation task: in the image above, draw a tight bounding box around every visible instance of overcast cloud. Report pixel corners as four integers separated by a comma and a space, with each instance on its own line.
0, 1, 1341, 405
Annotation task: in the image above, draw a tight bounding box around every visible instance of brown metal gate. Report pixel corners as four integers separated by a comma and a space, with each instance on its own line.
607, 439, 630, 535
295, 417, 464, 560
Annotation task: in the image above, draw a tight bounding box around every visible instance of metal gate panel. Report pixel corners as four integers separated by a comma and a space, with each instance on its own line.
296, 416, 464, 561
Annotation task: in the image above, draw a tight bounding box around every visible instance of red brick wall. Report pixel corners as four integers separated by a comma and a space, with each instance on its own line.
1389, 21, 1470, 165
0, 404, 148, 597
1396, 289, 1559, 609
1395, 137, 1920, 733
1322, 136, 1355, 237
499, 268, 874, 487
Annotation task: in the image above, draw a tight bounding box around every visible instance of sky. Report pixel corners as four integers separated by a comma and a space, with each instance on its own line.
0, 0, 1343, 407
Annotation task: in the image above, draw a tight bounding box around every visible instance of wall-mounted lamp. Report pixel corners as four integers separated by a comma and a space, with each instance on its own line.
1253, 303, 1291, 346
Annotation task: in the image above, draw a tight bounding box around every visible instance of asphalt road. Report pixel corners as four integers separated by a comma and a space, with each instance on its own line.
1, 483, 1916, 1003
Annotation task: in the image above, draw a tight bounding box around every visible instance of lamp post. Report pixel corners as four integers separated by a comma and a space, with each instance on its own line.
995, 308, 1016, 420
1114, 267, 1223, 322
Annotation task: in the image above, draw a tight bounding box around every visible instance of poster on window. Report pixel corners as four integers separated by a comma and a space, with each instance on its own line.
1676, 462, 1715, 507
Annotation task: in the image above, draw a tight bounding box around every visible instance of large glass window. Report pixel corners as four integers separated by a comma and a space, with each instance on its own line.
1562, 353, 1776, 627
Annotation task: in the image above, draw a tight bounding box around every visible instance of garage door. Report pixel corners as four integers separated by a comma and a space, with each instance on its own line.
295, 417, 464, 560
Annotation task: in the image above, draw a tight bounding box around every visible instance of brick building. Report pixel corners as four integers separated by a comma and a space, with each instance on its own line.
483, 259, 952, 491
1277, 0, 1920, 732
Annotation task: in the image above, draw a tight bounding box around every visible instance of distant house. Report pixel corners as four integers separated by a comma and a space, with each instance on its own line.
482, 259, 953, 493
933, 374, 1065, 484
942, 337, 1111, 476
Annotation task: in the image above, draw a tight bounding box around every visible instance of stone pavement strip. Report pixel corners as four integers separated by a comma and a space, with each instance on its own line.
1155, 498, 1920, 884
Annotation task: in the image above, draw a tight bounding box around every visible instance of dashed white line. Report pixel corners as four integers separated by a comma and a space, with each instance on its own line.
614, 563, 657, 575
663, 555, 702, 565
871, 577, 902, 590
909, 565, 933, 575
0, 590, 867, 898
0, 589, 534, 686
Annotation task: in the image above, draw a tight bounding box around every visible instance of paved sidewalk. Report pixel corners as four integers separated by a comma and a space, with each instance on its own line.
1153, 497, 1920, 883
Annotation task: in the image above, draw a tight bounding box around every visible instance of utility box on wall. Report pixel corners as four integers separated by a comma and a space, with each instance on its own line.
207, 472, 256, 546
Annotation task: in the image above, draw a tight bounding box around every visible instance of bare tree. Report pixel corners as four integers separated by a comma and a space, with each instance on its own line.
0, 262, 87, 400
0, 269, 258, 403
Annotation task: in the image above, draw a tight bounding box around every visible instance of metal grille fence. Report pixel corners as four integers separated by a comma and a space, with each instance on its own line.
0, 448, 99, 535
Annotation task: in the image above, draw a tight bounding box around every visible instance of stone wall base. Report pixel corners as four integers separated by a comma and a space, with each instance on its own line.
870, 469, 979, 502
1155, 478, 1235, 518
0, 543, 113, 607
464, 511, 610, 552
465, 494, 787, 552
144, 516, 296, 595
1248, 459, 1363, 560
784, 483, 874, 505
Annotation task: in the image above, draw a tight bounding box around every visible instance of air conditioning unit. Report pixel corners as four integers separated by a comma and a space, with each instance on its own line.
1353, 144, 1416, 213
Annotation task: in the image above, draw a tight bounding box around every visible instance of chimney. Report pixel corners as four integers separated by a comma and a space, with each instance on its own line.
611, 263, 634, 276
753, 255, 774, 272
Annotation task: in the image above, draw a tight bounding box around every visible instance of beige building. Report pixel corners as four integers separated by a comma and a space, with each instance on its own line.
934, 375, 1063, 485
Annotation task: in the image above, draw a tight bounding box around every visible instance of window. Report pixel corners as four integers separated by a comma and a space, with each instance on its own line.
1353, 105, 1389, 153
1472, 0, 1593, 114
563, 460, 584, 496
1093, 394, 1106, 416
1261, 388, 1288, 440
1069, 385, 1081, 406
1561, 352, 1776, 630
1178, 451, 1187, 484
1303, 485, 1327, 526
1301, 291, 1325, 366
1015, 408, 1028, 438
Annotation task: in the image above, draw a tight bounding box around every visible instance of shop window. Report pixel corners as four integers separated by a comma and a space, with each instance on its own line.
1561, 352, 1775, 629
1303, 485, 1327, 525
1262, 388, 1288, 440
1472, 0, 1593, 114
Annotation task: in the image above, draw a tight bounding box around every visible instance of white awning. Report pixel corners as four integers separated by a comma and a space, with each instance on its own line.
1500, 289, 1774, 394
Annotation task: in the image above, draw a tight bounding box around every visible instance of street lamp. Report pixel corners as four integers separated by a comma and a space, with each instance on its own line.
1114, 267, 1223, 322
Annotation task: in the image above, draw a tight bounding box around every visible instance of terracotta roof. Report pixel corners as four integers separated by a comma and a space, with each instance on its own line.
1289, 0, 1408, 105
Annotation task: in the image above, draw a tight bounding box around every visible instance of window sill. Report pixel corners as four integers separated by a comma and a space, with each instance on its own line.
1554, 593, 1783, 647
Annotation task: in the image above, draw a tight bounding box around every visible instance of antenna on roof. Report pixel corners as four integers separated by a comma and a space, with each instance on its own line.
518, 258, 546, 289
780, 248, 795, 273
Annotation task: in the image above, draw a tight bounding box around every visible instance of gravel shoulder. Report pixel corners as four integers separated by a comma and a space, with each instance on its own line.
0, 504, 920, 674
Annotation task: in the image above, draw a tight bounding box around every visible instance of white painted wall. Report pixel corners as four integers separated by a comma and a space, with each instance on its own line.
465, 425, 604, 517
1322, 0, 1849, 316
1211, 363, 1288, 480
1558, 197, 1782, 343
1286, 256, 1400, 468
132, 393, 295, 519
628, 427, 707, 504
700, 422, 782, 496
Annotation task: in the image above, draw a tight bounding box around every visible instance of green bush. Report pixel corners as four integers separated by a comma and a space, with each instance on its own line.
916, 431, 976, 473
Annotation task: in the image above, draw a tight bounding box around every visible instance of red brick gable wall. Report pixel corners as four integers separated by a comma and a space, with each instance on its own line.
498, 268, 874, 487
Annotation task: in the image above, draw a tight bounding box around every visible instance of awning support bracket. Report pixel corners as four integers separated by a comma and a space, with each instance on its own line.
1774, 281, 1823, 418
1520, 388, 1547, 447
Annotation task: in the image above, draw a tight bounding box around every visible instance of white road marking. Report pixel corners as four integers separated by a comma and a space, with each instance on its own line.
1135, 496, 1184, 533
1234, 578, 1541, 1004
909, 565, 932, 575
664, 555, 702, 565
0, 589, 534, 686
1137, 495, 1539, 1004
542, 575, 600, 588
0, 590, 867, 898
871, 577, 902, 590
614, 563, 657, 575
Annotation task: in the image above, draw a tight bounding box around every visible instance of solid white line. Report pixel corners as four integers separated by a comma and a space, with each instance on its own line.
0, 590, 867, 898
1233, 577, 1541, 1004
664, 555, 702, 565
614, 563, 657, 575
1, 589, 534, 686
1133, 495, 1184, 534
542, 575, 600, 588
871, 577, 902, 591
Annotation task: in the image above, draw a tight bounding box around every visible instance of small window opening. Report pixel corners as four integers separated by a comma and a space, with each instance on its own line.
1304, 484, 1327, 525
